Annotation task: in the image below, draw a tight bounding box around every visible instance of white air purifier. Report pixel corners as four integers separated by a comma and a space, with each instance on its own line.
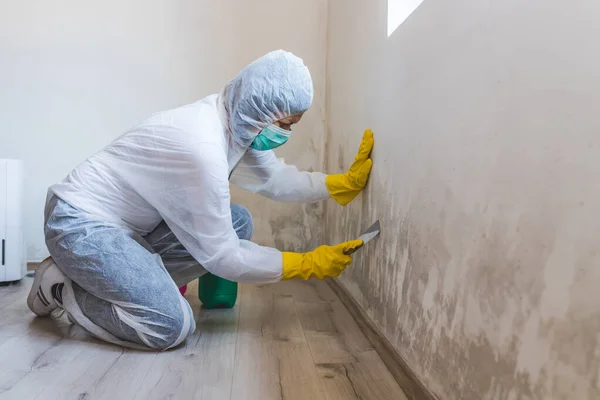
0, 159, 26, 283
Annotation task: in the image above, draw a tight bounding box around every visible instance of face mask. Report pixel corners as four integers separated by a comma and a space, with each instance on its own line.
249, 124, 291, 151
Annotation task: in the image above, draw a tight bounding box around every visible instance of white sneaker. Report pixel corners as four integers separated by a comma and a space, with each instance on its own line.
27, 257, 66, 317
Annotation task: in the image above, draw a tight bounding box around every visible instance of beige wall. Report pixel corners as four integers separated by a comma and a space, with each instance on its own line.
0, 0, 328, 260
326, 0, 600, 399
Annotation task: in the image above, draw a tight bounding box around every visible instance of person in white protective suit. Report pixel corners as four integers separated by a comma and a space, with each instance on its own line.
27, 50, 374, 350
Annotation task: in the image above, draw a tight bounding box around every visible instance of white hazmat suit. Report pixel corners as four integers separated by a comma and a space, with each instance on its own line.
42, 50, 332, 349
50, 50, 329, 283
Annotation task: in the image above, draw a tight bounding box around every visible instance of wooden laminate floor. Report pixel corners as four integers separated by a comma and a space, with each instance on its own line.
0, 277, 407, 400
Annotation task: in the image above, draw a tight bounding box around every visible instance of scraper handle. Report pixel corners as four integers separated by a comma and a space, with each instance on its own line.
343, 243, 363, 255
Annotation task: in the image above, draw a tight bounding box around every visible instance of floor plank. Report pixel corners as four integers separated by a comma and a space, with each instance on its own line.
0, 317, 91, 399
296, 296, 408, 400
272, 279, 339, 304
0, 280, 29, 311
295, 300, 373, 364
0, 278, 407, 400
0, 278, 92, 399
133, 280, 238, 400
79, 348, 157, 400
21, 339, 125, 400
134, 317, 238, 399
230, 284, 327, 400
317, 351, 409, 400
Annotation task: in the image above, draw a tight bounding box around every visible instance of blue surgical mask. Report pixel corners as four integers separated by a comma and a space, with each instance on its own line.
249, 124, 291, 151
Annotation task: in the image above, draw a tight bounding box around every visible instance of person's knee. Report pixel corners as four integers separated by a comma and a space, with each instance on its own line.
127, 295, 196, 351
152, 308, 196, 350
153, 312, 196, 350
231, 204, 253, 240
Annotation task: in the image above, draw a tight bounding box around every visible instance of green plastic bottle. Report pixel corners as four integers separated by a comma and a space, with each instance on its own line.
198, 273, 238, 309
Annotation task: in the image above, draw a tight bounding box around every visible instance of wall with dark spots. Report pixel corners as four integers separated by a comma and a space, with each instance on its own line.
326, 0, 600, 399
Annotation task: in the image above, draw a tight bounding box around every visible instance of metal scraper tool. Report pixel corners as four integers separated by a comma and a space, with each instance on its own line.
344, 220, 381, 255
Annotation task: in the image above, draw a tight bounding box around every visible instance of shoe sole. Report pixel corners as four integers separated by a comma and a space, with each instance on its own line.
26, 258, 56, 317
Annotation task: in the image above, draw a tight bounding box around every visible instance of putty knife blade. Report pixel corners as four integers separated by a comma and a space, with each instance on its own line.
344, 220, 381, 255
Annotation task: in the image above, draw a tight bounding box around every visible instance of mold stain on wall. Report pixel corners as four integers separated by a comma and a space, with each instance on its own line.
325, 0, 600, 398
268, 202, 324, 252
325, 138, 600, 399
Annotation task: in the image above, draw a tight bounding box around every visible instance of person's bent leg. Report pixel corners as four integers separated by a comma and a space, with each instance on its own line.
44, 198, 195, 350
145, 203, 253, 309
145, 203, 254, 287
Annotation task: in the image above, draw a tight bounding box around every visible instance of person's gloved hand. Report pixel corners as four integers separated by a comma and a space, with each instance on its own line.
325, 129, 374, 206
281, 240, 364, 280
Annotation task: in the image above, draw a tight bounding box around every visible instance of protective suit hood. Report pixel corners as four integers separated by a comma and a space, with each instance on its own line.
220, 50, 314, 150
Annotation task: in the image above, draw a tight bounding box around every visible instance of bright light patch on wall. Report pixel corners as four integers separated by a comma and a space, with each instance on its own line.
388, 0, 425, 37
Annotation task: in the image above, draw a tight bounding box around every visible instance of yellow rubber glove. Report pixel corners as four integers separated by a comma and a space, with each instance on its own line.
325, 129, 374, 206
281, 240, 364, 280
